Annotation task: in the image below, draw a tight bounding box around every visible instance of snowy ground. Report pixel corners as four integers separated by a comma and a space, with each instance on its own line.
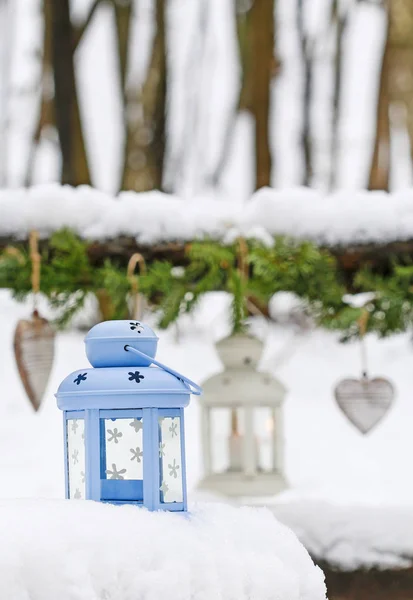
2, 289, 413, 570
0, 500, 326, 600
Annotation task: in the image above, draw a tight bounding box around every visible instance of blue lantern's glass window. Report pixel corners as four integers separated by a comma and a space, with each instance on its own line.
159, 416, 183, 504
100, 415, 143, 502
67, 418, 85, 499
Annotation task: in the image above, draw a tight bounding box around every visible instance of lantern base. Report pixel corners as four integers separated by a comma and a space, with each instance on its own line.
197, 470, 288, 497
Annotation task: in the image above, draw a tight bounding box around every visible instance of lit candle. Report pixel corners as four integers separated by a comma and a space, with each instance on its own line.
229, 409, 243, 471
229, 432, 243, 471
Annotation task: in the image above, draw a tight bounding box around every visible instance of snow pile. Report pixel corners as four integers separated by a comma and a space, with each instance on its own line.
0, 499, 326, 600
3, 183, 413, 245
246, 188, 413, 246
273, 501, 413, 571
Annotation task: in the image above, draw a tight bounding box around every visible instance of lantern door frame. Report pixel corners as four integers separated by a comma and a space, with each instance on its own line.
199, 403, 287, 498
63, 406, 187, 511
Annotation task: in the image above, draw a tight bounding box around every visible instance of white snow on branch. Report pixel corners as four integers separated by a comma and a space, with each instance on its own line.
3, 184, 413, 246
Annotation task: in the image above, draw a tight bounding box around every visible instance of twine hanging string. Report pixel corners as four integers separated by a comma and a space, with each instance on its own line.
29, 230, 41, 314
358, 308, 370, 379
127, 253, 147, 321
236, 236, 249, 285
229, 238, 250, 436
237, 237, 312, 374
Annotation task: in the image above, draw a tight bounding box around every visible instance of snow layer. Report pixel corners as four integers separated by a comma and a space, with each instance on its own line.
3, 184, 413, 245
273, 501, 413, 571
0, 499, 326, 600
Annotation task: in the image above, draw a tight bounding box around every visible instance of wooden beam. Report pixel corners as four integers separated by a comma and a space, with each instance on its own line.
0, 235, 412, 277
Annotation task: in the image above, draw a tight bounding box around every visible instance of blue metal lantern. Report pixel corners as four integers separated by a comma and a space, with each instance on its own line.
56, 320, 201, 512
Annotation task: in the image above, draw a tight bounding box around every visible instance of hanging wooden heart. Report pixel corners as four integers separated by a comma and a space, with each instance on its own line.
334, 375, 395, 434
13, 311, 55, 411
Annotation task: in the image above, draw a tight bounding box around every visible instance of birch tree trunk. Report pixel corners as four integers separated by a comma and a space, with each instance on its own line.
296, 0, 313, 187
25, 0, 55, 186
0, 0, 12, 186
208, 3, 252, 187
329, 0, 348, 190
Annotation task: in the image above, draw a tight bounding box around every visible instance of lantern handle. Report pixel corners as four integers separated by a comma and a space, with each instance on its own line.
124, 345, 202, 396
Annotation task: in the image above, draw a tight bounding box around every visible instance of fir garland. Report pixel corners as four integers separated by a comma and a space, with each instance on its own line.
1, 228, 412, 340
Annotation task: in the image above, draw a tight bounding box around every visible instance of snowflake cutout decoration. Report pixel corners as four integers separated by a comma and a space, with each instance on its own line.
74, 488, 82, 500
169, 420, 178, 438
130, 419, 143, 433
107, 428, 123, 444
128, 371, 144, 383
72, 449, 79, 465
71, 420, 79, 433
160, 480, 169, 496
106, 464, 127, 480
159, 442, 165, 458
168, 458, 180, 479
73, 373, 87, 386
129, 322, 143, 333
130, 446, 143, 463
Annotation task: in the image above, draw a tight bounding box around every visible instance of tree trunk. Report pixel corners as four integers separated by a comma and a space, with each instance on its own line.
25, 0, 56, 186
121, 0, 167, 192
50, 0, 91, 186
368, 14, 390, 191
249, 0, 275, 190
0, 0, 12, 186
387, 0, 413, 172
208, 4, 252, 187
329, 0, 348, 191
114, 0, 132, 93
297, 0, 313, 187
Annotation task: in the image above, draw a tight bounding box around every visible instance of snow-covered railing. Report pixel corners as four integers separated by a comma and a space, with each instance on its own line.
2, 184, 413, 247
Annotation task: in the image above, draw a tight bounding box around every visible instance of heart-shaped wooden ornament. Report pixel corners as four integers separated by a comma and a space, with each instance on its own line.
13, 311, 55, 411
334, 375, 395, 434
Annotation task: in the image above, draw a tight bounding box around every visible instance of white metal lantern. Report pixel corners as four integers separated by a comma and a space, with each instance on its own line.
198, 334, 287, 497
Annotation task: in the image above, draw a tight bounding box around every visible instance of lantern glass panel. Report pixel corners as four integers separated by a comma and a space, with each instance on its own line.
211, 408, 245, 473
101, 417, 144, 481
159, 416, 183, 503
255, 407, 275, 472
67, 418, 85, 499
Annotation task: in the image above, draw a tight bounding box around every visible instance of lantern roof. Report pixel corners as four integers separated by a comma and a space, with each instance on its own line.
85, 319, 158, 343
85, 320, 159, 368
56, 365, 190, 410
56, 320, 201, 410
215, 333, 264, 369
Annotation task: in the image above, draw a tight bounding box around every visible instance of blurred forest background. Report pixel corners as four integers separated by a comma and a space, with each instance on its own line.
0, 0, 411, 197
